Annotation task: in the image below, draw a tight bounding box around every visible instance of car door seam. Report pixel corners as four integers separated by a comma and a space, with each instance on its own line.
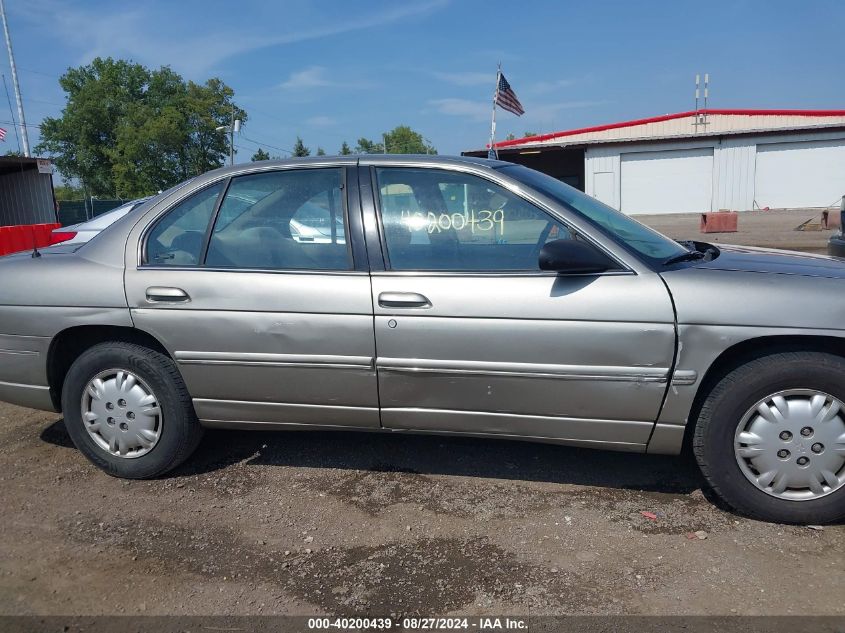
647, 274, 682, 448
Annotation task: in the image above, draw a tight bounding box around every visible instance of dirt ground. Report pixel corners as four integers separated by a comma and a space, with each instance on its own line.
637, 208, 836, 254
1, 401, 843, 617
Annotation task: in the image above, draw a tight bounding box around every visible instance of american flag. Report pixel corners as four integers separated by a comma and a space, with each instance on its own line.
0, 127, 6, 142
494, 73, 524, 116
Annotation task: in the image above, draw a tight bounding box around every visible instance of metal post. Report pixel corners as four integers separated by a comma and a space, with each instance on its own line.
0, 0, 29, 156
840, 194, 845, 231
229, 107, 235, 166
488, 65, 501, 159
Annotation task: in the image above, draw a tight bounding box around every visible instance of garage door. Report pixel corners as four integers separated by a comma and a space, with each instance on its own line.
621, 148, 713, 215
755, 139, 845, 209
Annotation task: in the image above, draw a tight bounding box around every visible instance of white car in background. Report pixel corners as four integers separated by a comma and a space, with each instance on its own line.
51, 198, 151, 246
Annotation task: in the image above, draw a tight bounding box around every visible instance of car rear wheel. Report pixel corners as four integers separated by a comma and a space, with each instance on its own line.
62, 342, 202, 479
693, 351, 845, 523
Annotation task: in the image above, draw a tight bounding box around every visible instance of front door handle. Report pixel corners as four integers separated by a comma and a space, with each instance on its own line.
378, 292, 431, 308
146, 286, 190, 303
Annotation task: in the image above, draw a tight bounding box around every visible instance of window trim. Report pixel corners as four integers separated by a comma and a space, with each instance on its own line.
141, 179, 227, 267
199, 176, 233, 265
371, 165, 631, 276
140, 166, 357, 273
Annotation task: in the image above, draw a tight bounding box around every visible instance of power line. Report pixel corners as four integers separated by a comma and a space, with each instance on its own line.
238, 133, 292, 156
2, 74, 20, 154
0, 117, 41, 129
18, 66, 58, 79
24, 96, 64, 107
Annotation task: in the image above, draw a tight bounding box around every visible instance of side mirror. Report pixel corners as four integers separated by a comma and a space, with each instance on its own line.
539, 239, 615, 274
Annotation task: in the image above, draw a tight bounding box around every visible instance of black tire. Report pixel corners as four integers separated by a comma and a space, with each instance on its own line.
61, 341, 202, 479
693, 351, 845, 524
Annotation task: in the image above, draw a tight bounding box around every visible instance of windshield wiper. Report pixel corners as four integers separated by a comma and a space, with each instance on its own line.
663, 249, 705, 266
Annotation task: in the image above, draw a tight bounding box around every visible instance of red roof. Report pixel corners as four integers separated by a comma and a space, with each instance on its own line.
493, 108, 845, 149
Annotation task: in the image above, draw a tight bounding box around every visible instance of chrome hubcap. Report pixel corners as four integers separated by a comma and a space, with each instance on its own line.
735, 389, 845, 501
81, 369, 162, 458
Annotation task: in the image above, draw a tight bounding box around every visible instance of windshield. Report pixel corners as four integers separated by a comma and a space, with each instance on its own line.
499, 164, 688, 266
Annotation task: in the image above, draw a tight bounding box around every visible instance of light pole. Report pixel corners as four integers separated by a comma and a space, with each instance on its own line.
216, 107, 241, 166
0, 0, 29, 156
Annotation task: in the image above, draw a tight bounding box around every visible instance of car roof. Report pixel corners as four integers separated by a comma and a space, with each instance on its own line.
200, 154, 511, 180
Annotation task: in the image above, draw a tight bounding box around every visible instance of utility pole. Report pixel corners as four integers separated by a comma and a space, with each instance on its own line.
0, 0, 29, 156
216, 107, 240, 166
229, 106, 235, 166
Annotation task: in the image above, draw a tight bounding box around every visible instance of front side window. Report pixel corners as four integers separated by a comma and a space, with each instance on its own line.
205, 168, 350, 270
376, 167, 578, 271
146, 182, 223, 266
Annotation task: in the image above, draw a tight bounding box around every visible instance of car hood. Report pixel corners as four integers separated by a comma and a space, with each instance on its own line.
692, 243, 845, 280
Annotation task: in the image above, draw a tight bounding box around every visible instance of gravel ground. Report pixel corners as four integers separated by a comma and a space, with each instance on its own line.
637, 208, 836, 254
0, 401, 843, 616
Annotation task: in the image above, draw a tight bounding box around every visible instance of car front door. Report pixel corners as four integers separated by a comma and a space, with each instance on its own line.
124, 164, 379, 429
362, 162, 676, 450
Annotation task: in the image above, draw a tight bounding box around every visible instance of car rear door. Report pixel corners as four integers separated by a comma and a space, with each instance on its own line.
360, 160, 676, 450
124, 162, 379, 429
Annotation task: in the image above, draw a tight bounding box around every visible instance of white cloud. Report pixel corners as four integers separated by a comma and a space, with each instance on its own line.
432, 71, 493, 87
428, 98, 490, 122
15, 0, 450, 77
278, 67, 374, 96
280, 67, 335, 90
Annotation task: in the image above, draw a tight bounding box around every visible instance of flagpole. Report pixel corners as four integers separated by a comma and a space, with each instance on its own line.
488, 64, 501, 159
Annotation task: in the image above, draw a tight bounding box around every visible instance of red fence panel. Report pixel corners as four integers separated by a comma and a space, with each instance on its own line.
0, 223, 61, 256
32, 223, 60, 248
9, 226, 31, 253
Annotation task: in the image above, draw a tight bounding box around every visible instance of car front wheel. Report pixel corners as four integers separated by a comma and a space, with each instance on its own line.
62, 341, 203, 479
693, 350, 845, 523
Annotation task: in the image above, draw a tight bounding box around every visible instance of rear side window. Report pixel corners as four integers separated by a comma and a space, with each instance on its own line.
205, 168, 350, 270
146, 182, 223, 266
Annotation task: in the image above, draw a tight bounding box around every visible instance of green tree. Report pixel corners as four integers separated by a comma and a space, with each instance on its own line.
383, 125, 436, 154
53, 183, 84, 201
251, 148, 271, 161
354, 137, 383, 154
505, 133, 516, 141
316, 147, 326, 156
35, 57, 245, 198
292, 136, 310, 157
523, 131, 537, 137
339, 141, 351, 155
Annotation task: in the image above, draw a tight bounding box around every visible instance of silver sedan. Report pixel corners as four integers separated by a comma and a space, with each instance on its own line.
1, 155, 844, 524
51, 197, 151, 246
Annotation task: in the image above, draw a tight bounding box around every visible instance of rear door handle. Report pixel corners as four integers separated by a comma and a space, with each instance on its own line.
378, 292, 431, 308
146, 286, 190, 303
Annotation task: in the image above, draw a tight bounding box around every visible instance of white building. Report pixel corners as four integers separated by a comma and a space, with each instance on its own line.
465, 109, 845, 215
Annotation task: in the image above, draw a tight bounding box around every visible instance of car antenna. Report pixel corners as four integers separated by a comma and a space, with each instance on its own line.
30, 229, 41, 258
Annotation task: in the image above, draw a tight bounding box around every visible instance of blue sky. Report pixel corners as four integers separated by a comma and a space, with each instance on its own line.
3, 0, 844, 163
